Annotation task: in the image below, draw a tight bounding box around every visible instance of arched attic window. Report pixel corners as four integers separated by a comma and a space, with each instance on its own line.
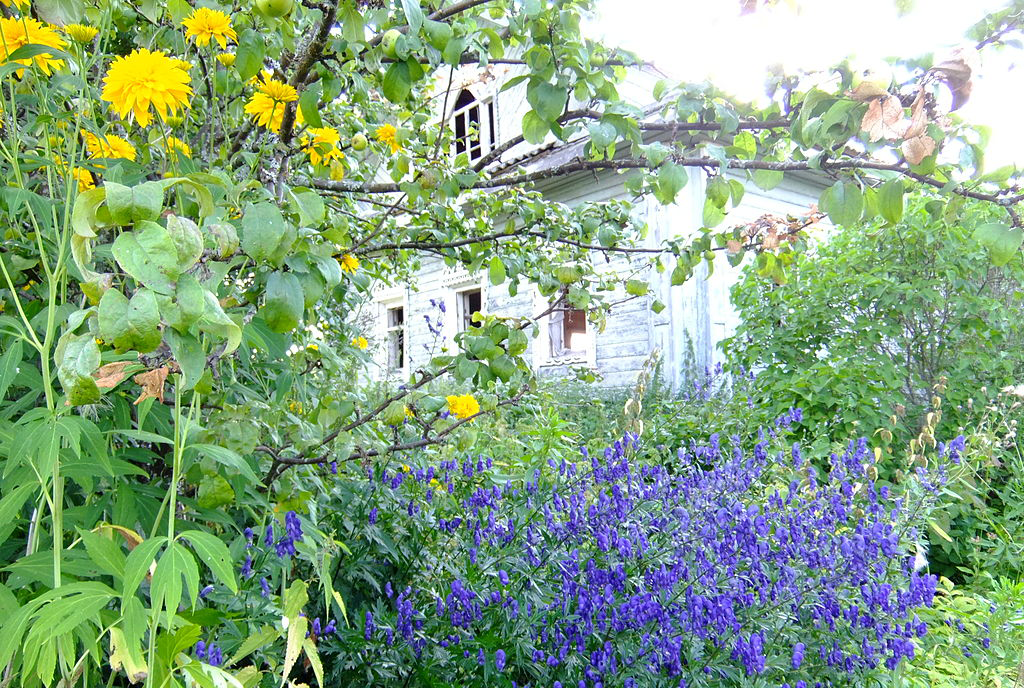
451, 88, 496, 162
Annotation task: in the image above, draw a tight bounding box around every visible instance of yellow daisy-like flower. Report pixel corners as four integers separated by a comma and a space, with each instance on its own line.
71, 167, 95, 192
403, 407, 414, 420
352, 336, 368, 350
244, 75, 299, 132
62, 24, 98, 43
446, 394, 480, 420
301, 126, 345, 166
81, 130, 137, 161
340, 253, 359, 274
0, 17, 67, 76
216, 52, 235, 67
163, 135, 192, 160
101, 49, 192, 127
374, 123, 401, 154
182, 7, 237, 49
306, 343, 319, 352
0, 0, 30, 12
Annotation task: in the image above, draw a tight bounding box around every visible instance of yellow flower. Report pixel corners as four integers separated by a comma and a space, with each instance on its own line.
404, 406, 414, 419
446, 394, 480, 420
351, 336, 368, 350
429, 478, 440, 487
62, 24, 98, 43
101, 49, 192, 127
340, 253, 359, 274
244, 75, 298, 132
182, 7, 237, 49
374, 123, 401, 154
71, 167, 95, 191
301, 126, 345, 166
81, 130, 137, 161
0, 17, 67, 76
0, 0, 31, 12
401, 463, 411, 472
306, 343, 319, 351
163, 135, 192, 160
216, 52, 235, 67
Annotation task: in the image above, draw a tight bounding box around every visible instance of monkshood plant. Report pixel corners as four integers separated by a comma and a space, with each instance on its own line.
307, 412, 954, 688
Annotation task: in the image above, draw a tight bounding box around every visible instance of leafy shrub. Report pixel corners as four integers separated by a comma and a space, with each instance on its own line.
896, 576, 1024, 688
295, 414, 953, 687
726, 198, 1024, 449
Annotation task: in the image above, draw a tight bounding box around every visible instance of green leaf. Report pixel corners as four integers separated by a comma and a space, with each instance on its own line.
234, 29, 265, 81
240, 203, 287, 263
56, 334, 101, 406
197, 292, 242, 354
162, 273, 206, 332
298, 81, 323, 129
399, 0, 424, 33
488, 256, 506, 285
111, 221, 180, 294
99, 289, 162, 354
121, 536, 166, 600
382, 61, 412, 103
104, 181, 165, 225
521, 110, 549, 145
165, 215, 204, 272
625, 279, 649, 296
0, 484, 35, 546
819, 181, 864, 227
262, 271, 304, 333
180, 530, 238, 593
187, 443, 261, 483
196, 473, 235, 509
0, 338, 23, 402
526, 79, 567, 123
289, 189, 326, 227
79, 529, 127, 579
422, 19, 452, 51
878, 179, 905, 225
166, 331, 204, 391
653, 163, 687, 205
752, 169, 784, 190
974, 221, 1023, 266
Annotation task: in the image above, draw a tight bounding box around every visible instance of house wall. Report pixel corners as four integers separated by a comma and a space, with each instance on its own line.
364, 168, 825, 390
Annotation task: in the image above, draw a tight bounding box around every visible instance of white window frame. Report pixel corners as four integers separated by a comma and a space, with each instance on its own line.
449, 89, 497, 163
441, 268, 487, 346
375, 287, 408, 379
532, 289, 596, 370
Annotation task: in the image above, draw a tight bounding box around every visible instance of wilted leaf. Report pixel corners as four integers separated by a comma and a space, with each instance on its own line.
133, 367, 169, 405
94, 362, 134, 389
861, 95, 904, 142
847, 82, 890, 102
904, 91, 927, 139
901, 135, 936, 165
726, 239, 743, 254
931, 50, 974, 111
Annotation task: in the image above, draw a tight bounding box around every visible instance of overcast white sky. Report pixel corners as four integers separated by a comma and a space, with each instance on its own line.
587, 0, 1023, 168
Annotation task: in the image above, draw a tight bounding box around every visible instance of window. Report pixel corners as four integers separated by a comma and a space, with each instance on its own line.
451, 89, 496, 162
548, 304, 588, 358
457, 288, 483, 332
386, 306, 405, 371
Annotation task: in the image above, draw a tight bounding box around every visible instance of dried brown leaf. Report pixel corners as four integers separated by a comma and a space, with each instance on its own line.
931, 51, 974, 110
94, 361, 134, 389
861, 95, 905, 142
726, 239, 743, 254
902, 135, 936, 165
133, 366, 169, 405
904, 91, 928, 139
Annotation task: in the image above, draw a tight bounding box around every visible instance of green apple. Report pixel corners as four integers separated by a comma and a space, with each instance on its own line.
256, 0, 293, 18
350, 133, 368, 151
850, 59, 893, 96
381, 29, 403, 58
419, 168, 440, 189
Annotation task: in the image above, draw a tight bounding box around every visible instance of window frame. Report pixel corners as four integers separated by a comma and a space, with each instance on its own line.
533, 289, 596, 369
375, 287, 408, 379
449, 88, 497, 163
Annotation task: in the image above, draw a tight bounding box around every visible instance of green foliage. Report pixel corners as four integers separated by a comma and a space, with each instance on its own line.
726, 198, 1024, 449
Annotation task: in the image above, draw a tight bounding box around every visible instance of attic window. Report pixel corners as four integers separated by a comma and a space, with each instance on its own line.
451, 89, 496, 162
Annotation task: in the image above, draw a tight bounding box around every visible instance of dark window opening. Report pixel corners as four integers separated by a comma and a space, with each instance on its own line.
459, 289, 483, 331
387, 306, 405, 370
548, 304, 588, 358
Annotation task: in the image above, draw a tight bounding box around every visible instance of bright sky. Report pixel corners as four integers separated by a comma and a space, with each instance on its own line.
587, 0, 1023, 169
